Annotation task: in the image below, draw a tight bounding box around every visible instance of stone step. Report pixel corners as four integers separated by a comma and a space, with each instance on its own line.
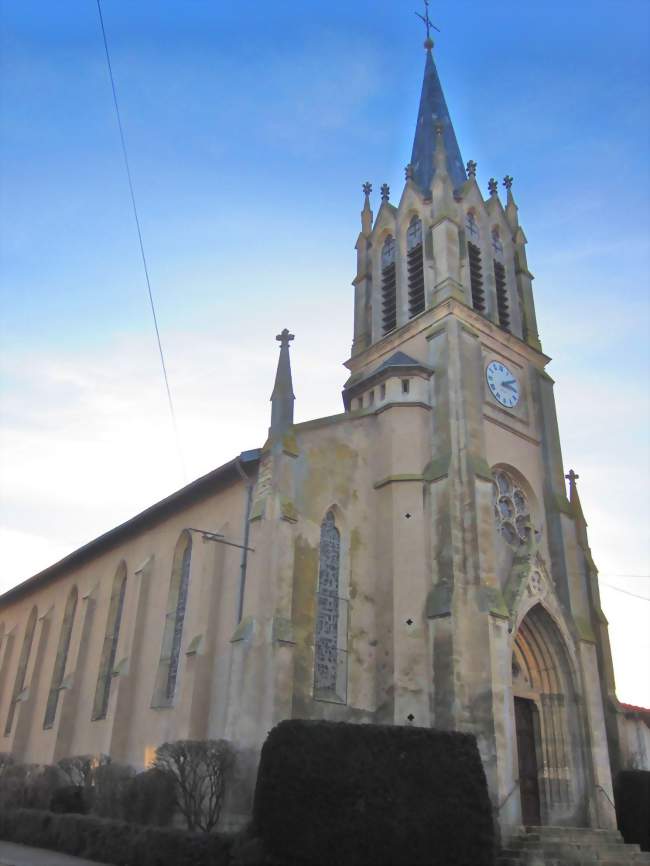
497, 851, 650, 866
498, 826, 650, 866
523, 827, 624, 843
512, 842, 641, 857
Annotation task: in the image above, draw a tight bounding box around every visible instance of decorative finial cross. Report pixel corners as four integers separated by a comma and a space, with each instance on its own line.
488, 178, 498, 196
380, 183, 390, 202
466, 160, 477, 178
565, 469, 579, 486
415, 0, 440, 48
503, 175, 514, 191
276, 328, 294, 349
362, 181, 372, 197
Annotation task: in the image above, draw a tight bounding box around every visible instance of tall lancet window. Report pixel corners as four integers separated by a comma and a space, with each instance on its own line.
465, 210, 485, 313
5, 606, 37, 735
314, 511, 348, 703
381, 235, 397, 335
152, 532, 192, 707
494, 260, 510, 331
92, 563, 127, 720
407, 216, 425, 318
44, 586, 78, 729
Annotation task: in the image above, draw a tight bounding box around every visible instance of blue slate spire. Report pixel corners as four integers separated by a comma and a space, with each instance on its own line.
410, 48, 466, 193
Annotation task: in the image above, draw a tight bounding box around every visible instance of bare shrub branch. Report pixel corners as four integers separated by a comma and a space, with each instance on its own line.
153, 739, 233, 832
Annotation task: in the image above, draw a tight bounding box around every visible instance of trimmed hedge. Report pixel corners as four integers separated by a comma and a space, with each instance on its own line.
253, 720, 494, 866
615, 770, 650, 852
0, 808, 233, 866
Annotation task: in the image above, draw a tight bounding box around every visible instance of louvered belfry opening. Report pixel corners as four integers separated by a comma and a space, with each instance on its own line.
407, 216, 425, 318
381, 235, 397, 334
468, 241, 485, 312
494, 260, 510, 330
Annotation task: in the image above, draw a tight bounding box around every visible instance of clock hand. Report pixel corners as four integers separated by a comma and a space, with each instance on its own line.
502, 379, 516, 387
502, 383, 517, 392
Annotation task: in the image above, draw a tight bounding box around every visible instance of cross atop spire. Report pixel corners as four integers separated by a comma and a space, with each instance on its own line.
275, 328, 294, 350
415, 0, 440, 50
565, 469, 579, 486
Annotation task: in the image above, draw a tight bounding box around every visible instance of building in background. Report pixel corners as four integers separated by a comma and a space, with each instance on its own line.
0, 28, 645, 842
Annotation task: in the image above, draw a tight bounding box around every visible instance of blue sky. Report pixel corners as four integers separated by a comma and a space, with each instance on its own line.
1, 1, 649, 703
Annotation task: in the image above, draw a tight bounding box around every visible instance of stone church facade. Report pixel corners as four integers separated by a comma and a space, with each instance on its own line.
0, 37, 644, 840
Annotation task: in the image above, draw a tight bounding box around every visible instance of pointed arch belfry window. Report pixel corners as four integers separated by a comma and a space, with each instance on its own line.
494, 260, 510, 330
43, 586, 78, 729
92, 563, 127, 721
152, 532, 192, 707
466, 211, 485, 312
314, 511, 348, 703
5, 606, 37, 735
381, 235, 397, 335
407, 216, 425, 317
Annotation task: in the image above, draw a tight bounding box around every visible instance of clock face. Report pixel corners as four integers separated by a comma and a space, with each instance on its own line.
486, 361, 520, 408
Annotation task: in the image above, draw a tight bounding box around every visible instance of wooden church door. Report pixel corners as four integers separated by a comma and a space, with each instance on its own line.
515, 697, 541, 826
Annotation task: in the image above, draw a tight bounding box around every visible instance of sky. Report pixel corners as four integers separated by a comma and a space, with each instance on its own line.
0, 1, 648, 705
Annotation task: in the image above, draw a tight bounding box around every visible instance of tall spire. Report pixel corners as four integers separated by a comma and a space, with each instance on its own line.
410, 45, 466, 193
270, 328, 295, 436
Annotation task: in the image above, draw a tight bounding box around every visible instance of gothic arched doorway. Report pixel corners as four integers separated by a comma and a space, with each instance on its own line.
511, 604, 588, 827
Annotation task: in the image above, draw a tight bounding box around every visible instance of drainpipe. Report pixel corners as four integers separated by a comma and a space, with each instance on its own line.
234, 456, 254, 624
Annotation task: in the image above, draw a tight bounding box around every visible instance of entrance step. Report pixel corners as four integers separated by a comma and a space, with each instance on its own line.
498, 826, 650, 865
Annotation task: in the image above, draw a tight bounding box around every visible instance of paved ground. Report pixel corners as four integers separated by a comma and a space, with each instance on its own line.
0, 841, 109, 866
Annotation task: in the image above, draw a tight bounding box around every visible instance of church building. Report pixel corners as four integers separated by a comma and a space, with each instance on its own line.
0, 26, 645, 844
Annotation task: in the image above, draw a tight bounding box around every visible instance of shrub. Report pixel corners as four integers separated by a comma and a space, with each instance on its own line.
153, 739, 234, 832
25, 764, 65, 811
122, 767, 176, 826
56, 754, 99, 788
0, 808, 234, 866
615, 770, 650, 852
93, 761, 135, 820
0, 762, 41, 810
50, 785, 87, 815
253, 720, 494, 866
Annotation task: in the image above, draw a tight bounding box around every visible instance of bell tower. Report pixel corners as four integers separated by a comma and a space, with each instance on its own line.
343, 23, 619, 839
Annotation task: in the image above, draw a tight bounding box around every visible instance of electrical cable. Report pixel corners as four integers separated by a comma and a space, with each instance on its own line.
95, 0, 186, 481
600, 583, 650, 602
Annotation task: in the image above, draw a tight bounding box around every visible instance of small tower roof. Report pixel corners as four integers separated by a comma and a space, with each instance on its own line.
410, 48, 466, 193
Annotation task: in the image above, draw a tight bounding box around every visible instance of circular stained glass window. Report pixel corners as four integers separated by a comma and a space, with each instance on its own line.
492, 470, 531, 546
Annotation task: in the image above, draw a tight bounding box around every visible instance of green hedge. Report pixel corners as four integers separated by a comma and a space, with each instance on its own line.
615, 770, 650, 852
0, 808, 233, 866
253, 720, 494, 866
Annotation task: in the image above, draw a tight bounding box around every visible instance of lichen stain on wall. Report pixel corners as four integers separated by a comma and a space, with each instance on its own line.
298, 440, 360, 517
290, 535, 318, 717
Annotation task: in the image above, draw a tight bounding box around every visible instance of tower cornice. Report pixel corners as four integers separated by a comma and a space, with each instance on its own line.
344, 297, 551, 378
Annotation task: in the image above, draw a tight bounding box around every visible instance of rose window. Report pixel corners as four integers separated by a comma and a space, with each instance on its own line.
492, 470, 532, 545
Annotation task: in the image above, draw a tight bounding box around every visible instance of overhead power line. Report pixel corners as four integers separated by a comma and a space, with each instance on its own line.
600, 582, 650, 602
95, 0, 186, 482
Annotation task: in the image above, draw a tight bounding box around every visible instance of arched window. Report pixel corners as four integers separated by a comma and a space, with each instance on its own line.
465, 209, 480, 240
5, 606, 37, 735
492, 469, 535, 546
92, 563, 127, 721
152, 532, 192, 707
494, 260, 510, 330
43, 587, 78, 729
381, 235, 397, 335
314, 511, 348, 703
407, 216, 425, 318
465, 210, 485, 312
491, 226, 503, 255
